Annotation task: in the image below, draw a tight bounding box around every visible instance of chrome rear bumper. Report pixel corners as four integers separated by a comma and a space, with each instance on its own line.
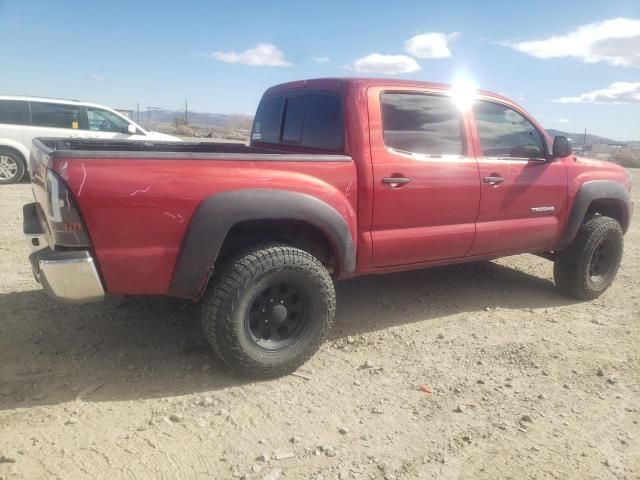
24, 202, 104, 303
29, 249, 105, 303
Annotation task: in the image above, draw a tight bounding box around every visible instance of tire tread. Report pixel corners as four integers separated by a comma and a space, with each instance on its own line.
554, 215, 623, 300
201, 244, 335, 378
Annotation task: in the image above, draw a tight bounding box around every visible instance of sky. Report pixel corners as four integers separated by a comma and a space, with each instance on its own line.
1, 0, 639, 140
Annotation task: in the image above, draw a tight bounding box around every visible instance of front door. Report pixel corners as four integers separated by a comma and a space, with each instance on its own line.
369, 87, 481, 267
84, 106, 138, 140
469, 100, 568, 255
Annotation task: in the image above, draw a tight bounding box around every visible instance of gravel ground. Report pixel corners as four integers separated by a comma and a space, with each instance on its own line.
1, 172, 639, 480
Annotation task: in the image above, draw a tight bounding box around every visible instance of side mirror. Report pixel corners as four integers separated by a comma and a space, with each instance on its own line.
552, 136, 573, 157
126, 124, 137, 135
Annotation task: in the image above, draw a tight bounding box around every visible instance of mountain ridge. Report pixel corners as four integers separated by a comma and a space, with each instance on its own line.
545, 129, 638, 146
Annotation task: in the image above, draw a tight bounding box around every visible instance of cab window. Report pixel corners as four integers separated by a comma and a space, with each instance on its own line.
0, 100, 29, 125
30, 102, 83, 129
252, 92, 344, 151
381, 92, 464, 156
86, 107, 130, 133
473, 101, 545, 159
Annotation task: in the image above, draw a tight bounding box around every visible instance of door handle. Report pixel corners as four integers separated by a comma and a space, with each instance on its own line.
483, 175, 505, 185
382, 177, 411, 187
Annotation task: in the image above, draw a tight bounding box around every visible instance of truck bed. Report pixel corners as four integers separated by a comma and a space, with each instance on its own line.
30, 137, 357, 297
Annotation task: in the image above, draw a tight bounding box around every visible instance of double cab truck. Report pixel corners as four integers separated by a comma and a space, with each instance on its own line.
23, 78, 633, 377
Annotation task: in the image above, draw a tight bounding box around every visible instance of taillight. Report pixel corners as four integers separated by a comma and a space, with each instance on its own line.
45, 169, 90, 247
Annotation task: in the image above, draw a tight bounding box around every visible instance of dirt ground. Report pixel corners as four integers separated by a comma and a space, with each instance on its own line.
1, 172, 639, 480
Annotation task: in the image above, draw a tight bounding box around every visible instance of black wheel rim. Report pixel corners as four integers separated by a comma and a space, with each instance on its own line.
589, 237, 615, 283
246, 282, 310, 351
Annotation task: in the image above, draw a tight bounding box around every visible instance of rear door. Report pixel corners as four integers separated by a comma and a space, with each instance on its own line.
469, 99, 567, 255
0, 99, 28, 146
369, 87, 481, 267
23, 101, 88, 150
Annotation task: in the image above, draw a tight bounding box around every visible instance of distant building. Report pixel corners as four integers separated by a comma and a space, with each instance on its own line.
115, 109, 134, 120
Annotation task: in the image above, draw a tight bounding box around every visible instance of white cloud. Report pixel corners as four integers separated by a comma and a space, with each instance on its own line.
89, 73, 104, 81
314, 56, 331, 64
554, 82, 640, 104
404, 32, 458, 59
550, 118, 570, 123
500, 18, 640, 67
206, 43, 292, 67
348, 53, 421, 74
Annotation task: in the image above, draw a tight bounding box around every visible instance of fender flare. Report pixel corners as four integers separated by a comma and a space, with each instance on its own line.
168, 189, 356, 299
556, 180, 631, 250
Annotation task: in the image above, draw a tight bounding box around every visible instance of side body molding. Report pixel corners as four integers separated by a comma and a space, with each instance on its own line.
169, 189, 356, 299
556, 180, 631, 251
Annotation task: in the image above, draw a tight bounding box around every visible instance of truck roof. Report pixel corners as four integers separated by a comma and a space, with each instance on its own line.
264, 77, 512, 104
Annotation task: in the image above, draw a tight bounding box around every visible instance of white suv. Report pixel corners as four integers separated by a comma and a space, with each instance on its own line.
0, 96, 180, 184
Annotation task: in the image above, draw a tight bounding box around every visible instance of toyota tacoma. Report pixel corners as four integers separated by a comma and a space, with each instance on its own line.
23, 78, 633, 377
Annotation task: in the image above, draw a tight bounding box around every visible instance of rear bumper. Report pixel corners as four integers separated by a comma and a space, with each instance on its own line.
28, 249, 105, 303
24, 202, 104, 303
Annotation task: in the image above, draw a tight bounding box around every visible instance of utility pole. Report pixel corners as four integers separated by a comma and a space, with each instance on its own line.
146, 106, 162, 130
185, 99, 188, 124
137, 103, 140, 124
583, 128, 587, 150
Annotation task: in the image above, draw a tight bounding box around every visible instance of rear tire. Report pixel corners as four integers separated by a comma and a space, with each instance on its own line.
0, 149, 26, 185
553, 215, 623, 300
201, 244, 335, 378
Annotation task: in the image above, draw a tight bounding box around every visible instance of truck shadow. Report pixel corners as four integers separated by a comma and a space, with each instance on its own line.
0, 259, 576, 411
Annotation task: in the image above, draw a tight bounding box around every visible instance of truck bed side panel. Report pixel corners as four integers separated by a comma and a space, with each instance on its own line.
55, 157, 357, 295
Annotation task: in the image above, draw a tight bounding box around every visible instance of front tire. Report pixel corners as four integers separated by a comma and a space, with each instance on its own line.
201, 244, 336, 378
0, 149, 26, 185
553, 215, 623, 300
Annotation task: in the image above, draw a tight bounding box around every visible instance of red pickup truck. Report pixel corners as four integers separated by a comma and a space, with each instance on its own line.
24, 78, 633, 377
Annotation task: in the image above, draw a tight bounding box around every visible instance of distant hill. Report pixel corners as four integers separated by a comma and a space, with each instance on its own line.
546, 129, 616, 145
135, 109, 253, 141
137, 109, 253, 128
545, 129, 638, 146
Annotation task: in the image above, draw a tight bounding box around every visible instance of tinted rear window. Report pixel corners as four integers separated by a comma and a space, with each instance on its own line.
252, 92, 344, 151
381, 92, 463, 156
0, 100, 29, 125
302, 94, 343, 150
252, 96, 284, 144
30, 102, 83, 129
282, 95, 306, 143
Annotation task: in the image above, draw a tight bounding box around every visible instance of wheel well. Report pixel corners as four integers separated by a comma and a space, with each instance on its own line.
586, 199, 627, 231
0, 146, 27, 164
217, 219, 337, 274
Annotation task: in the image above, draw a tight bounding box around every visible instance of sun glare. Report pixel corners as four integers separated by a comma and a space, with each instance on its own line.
450, 73, 477, 111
